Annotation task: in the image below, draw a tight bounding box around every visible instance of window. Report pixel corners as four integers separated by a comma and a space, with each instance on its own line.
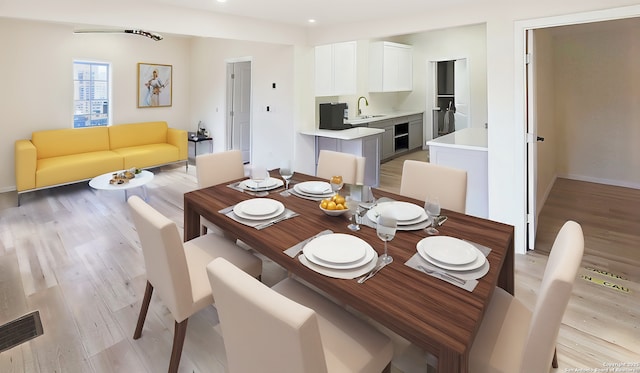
73, 61, 111, 128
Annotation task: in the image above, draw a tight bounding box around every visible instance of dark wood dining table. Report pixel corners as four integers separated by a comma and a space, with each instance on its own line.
184, 171, 514, 373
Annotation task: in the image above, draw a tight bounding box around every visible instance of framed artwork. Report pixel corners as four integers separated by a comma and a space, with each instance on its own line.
137, 63, 172, 108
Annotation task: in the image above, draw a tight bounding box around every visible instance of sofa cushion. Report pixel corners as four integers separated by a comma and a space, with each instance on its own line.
36, 151, 123, 188
32, 127, 110, 159
113, 144, 180, 169
108, 121, 168, 150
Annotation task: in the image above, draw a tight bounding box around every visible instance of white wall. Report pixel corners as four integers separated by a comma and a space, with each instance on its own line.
188, 37, 297, 170
404, 24, 488, 132
0, 18, 191, 192
553, 21, 640, 189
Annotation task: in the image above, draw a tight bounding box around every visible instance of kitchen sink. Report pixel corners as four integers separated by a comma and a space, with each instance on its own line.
357, 114, 386, 119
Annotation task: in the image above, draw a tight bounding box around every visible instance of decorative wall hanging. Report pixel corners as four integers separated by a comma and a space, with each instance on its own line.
137, 63, 172, 108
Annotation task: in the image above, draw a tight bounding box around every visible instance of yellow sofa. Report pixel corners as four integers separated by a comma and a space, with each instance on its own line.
15, 121, 187, 196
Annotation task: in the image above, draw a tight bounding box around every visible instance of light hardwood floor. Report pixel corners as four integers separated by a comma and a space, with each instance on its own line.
0, 154, 638, 372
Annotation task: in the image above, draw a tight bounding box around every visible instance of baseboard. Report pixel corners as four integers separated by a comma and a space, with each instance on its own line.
0, 186, 16, 193
558, 173, 640, 190
536, 174, 557, 217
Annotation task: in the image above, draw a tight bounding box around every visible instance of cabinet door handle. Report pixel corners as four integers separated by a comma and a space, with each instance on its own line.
537, 136, 545, 142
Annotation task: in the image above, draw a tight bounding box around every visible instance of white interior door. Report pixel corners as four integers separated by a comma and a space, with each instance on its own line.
526, 30, 538, 250
226, 60, 252, 163
454, 58, 469, 129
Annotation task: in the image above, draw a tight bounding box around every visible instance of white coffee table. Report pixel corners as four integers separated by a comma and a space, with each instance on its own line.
89, 170, 154, 201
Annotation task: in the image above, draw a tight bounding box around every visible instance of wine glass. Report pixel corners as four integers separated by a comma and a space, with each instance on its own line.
329, 175, 344, 195
279, 160, 294, 197
424, 196, 441, 235
346, 196, 360, 231
376, 213, 397, 265
250, 165, 269, 197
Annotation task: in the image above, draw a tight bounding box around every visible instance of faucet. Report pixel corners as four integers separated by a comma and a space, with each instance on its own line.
357, 96, 369, 116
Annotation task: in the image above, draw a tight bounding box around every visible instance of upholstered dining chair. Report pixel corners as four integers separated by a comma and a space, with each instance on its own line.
468, 220, 584, 373
207, 257, 394, 373
399, 160, 467, 213
127, 196, 262, 373
316, 149, 365, 185
195, 150, 245, 235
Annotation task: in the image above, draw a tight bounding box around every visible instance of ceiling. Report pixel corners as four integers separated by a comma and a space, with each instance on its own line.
151, 0, 471, 27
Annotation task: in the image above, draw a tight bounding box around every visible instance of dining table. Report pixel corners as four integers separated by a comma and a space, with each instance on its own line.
183, 171, 514, 373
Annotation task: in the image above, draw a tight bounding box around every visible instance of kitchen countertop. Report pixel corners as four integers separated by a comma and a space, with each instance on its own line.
299, 127, 384, 140
345, 110, 424, 125
426, 127, 488, 151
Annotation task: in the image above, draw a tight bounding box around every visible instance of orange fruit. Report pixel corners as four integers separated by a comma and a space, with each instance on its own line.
327, 201, 337, 210
320, 200, 329, 209
336, 203, 345, 210
334, 195, 345, 205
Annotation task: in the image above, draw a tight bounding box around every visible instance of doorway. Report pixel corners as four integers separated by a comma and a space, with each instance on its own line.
226, 60, 252, 164
522, 10, 640, 251
427, 58, 470, 140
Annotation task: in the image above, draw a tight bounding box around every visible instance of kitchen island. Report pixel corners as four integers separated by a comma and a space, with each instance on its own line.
427, 127, 488, 218
300, 127, 384, 186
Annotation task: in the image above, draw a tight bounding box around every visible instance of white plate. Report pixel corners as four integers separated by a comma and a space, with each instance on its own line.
303, 233, 375, 269
233, 199, 285, 220
418, 236, 479, 265
296, 181, 332, 195
366, 201, 425, 223
239, 177, 283, 191
416, 237, 485, 271
293, 187, 334, 199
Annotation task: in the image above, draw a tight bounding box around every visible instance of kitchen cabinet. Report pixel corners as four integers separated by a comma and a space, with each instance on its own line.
379, 122, 395, 160
408, 114, 423, 150
366, 112, 423, 161
369, 41, 413, 92
315, 41, 357, 96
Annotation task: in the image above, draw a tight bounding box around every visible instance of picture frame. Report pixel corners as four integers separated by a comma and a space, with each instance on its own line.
137, 63, 172, 108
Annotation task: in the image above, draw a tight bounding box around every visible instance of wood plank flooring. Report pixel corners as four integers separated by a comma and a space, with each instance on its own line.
0, 156, 638, 372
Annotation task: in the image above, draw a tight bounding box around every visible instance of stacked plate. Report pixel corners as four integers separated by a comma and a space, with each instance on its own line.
293, 181, 334, 199
238, 177, 284, 192
366, 201, 429, 229
303, 233, 377, 270
233, 198, 285, 221
416, 236, 486, 272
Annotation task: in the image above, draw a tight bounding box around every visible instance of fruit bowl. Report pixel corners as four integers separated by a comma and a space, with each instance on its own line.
319, 204, 349, 216
319, 194, 349, 216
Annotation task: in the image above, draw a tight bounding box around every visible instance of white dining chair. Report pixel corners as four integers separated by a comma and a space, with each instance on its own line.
207, 257, 394, 373
468, 220, 584, 373
196, 150, 245, 235
316, 149, 364, 185
399, 160, 467, 213
127, 196, 262, 373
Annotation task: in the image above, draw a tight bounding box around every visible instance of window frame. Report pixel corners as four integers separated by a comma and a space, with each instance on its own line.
73, 60, 112, 128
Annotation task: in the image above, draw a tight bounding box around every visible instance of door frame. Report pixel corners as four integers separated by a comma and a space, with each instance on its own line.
515, 5, 640, 252
225, 57, 252, 162
426, 56, 470, 141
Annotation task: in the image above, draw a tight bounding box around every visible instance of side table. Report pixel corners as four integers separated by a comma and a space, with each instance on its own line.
188, 133, 213, 163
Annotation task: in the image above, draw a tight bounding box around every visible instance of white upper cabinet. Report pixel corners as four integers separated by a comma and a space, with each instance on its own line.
369, 41, 413, 92
315, 41, 357, 97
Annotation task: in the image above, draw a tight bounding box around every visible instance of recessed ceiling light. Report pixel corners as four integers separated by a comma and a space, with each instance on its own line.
217, 0, 227, 3
308, 19, 316, 24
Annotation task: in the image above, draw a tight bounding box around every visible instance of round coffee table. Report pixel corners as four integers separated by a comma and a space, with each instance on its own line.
89, 170, 154, 201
